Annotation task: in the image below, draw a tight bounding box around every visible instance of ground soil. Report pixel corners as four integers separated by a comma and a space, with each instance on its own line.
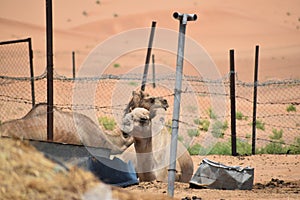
1, 137, 299, 200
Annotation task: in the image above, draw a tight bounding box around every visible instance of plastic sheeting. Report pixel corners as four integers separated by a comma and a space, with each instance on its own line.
77, 156, 139, 187
190, 158, 254, 190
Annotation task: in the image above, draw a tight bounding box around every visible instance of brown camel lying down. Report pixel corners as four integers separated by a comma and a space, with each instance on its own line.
0, 92, 171, 155
119, 91, 194, 183
0, 103, 133, 154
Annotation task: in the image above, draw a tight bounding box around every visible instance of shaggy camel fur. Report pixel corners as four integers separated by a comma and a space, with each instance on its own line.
0, 103, 133, 154
119, 91, 194, 183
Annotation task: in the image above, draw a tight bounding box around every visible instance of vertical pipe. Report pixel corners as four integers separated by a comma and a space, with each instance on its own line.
152, 54, 156, 88
72, 51, 76, 79
252, 45, 259, 155
141, 21, 156, 91
230, 49, 237, 156
46, 0, 54, 141
167, 19, 187, 198
168, 12, 197, 197
28, 38, 35, 107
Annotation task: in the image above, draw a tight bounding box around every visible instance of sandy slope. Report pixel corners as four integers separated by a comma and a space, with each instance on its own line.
0, 0, 299, 80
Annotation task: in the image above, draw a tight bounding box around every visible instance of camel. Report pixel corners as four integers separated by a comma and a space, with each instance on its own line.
0, 93, 170, 155
0, 103, 133, 154
118, 91, 194, 183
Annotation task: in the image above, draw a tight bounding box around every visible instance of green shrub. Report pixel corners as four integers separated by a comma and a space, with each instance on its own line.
236, 111, 248, 120
113, 63, 120, 68
208, 108, 217, 119
211, 120, 228, 138
188, 143, 204, 155
201, 120, 210, 132
208, 141, 231, 155
194, 118, 210, 132
177, 135, 184, 142
250, 119, 265, 131
289, 137, 300, 154
286, 104, 296, 112
258, 142, 288, 154
187, 129, 200, 137
128, 81, 138, 87
245, 133, 251, 139
237, 139, 252, 155
257, 129, 287, 154
270, 129, 283, 140
98, 116, 116, 131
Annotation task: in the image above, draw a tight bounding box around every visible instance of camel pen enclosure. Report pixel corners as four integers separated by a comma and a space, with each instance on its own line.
1, 37, 299, 156
1, 5, 300, 199
0, 26, 300, 198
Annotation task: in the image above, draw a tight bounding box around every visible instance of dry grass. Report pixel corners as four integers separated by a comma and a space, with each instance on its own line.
0, 137, 178, 200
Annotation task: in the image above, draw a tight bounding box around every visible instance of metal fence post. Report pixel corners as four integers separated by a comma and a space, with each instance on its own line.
46, 0, 54, 141
229, 49, 237, 156
152, 54, 156, 88
27, 38, 35, 107
141, 21, 156, 91
72, 51, 76, 79
252, 45, 259, 155
167, 12, 197, 197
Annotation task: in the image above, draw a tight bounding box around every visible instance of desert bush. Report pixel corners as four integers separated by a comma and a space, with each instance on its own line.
187, 129, 200, 137
257, 129, 288, 154
289, 136, 300, 154
211, 120, 228, 138
286, 104, 296, 112
188, 143, 204, 155
113, 63, 120, 68
208, 108, 217, 119
250, 119, 265, 131
236, 111, 248, 120
194, 118, 210, 132
208, 141, 231, 155
98, 116, 116, 131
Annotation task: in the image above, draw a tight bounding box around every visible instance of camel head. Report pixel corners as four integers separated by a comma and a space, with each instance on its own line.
124, 91, 169, 119
121, 107, 151, 137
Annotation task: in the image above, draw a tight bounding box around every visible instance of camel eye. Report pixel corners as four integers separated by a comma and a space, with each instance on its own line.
150, 98, 155, 103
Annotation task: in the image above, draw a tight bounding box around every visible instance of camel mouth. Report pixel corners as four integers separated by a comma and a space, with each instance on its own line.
163, 104, 169, 111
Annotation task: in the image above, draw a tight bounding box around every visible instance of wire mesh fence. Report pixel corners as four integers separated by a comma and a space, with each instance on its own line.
0, 38, 299, 155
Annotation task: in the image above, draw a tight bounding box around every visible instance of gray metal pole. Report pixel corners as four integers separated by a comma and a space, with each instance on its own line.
167, 12, 197, 197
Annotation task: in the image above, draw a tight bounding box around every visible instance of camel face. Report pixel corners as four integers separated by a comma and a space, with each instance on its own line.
121, 108, 151, 139
124, 91, 169, 119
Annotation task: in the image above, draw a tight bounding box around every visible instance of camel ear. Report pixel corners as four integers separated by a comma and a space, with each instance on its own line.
132, 91, 138, 96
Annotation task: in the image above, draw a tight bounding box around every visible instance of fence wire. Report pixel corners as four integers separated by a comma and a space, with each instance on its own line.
0, 39, 299, 155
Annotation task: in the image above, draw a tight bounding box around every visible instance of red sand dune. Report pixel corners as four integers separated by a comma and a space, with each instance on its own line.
0, 0, 299, 80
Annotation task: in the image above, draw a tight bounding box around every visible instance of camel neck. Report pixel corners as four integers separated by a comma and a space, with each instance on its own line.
134, 136, 156, 181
